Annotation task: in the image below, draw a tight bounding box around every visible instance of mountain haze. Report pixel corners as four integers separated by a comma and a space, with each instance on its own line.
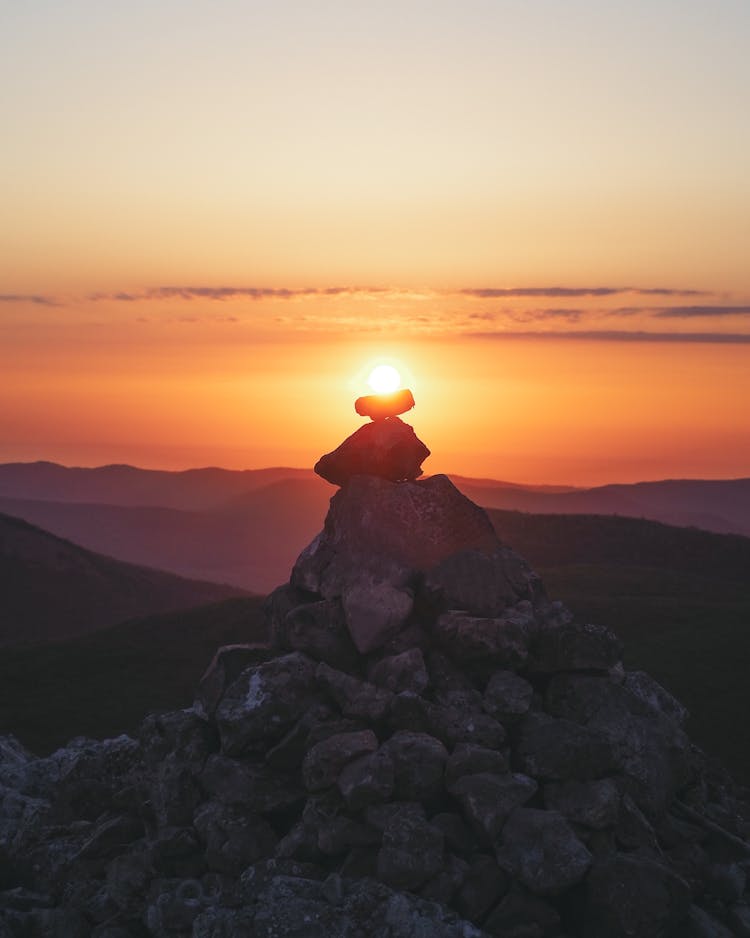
0, 512, 247, 645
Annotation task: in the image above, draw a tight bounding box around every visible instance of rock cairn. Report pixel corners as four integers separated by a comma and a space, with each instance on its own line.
2, 411, 750, 937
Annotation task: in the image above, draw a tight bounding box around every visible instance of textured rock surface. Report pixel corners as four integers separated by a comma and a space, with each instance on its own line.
2, 474, 750, 936
315, 416, 429, 485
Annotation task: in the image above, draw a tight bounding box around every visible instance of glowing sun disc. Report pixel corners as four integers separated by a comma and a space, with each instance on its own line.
368, 364, 401, 394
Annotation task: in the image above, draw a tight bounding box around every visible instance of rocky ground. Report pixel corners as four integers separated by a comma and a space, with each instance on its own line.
2, 471, 750, 937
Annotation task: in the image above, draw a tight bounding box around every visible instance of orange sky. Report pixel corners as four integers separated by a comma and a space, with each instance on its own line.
1, 2, 749, 485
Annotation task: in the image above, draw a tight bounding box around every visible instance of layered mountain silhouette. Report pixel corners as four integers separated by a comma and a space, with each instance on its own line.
0, 512, 246, 645
1, 467, 749, 936
1, 462, 749, 593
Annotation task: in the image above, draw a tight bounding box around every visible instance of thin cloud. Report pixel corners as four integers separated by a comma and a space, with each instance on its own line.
89, 285, 413, 302
652, 305, 750, 318
462, 329, 750, 344
460, 286, 709, 299
0, 293, 61, 306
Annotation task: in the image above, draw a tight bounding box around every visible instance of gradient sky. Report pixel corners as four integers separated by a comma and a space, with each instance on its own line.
2, 1, 749, 484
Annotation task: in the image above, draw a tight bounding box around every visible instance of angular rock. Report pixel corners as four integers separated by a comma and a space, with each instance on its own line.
434, 610, 529, 670
377, 812, 444, 890
419, 852, 469, 904
195, 643, 272, 718
193, 802, 278, 875
302, 730, 378, 792
337, 749, 395, 811
429, 813, 477, 855
315, 415, 429, 485
381, 731, 448, 801
483, 670, 534, 723
583, 854, 692, 938
278, 599, 359, 670
449, 772, 538, 843
427, 554, 540, 618
484, 885, 560, 938
292, 474, 501, 596
315, 662, 393, 721
455, 854, 508, 922
368, 648, 429, 696
544, 778, 620, 830
515, 712, 618, 781
426, 702, 507, 751
444, 744, 509, 787
683, 904, 736, 938
341, 575, 415, 654
546, 673, 692, 815
529, 621, 623, 673
496, 808, 592, 896
624, 670, 690, 726
215, 652, 319, 755
200, 754, 304, 812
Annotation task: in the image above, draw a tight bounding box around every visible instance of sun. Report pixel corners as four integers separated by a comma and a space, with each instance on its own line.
367, 364, 401, 394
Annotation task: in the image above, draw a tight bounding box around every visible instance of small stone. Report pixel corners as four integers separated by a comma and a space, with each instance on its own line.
429, 813, 477, 855
529, 621, 622, 673
193, 802, 278, 876
427, 553, 540, 619
341, 576, 415, 654
515, 712, 617, 781
483, 670, 534, 723
280, 600, 360, 671
484, 885, 560, 938
354, 388, 416, 420
200, 754, 304, 813
420, 853, 469, 904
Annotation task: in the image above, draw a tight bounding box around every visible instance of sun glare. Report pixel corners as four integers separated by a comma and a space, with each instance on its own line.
368, 364, 401, 394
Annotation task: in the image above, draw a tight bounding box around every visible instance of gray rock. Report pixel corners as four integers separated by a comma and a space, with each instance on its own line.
495, 808, 592, 896
215, 652, 319, 755
683, 904, 736, 938
427, 552, 539, 618
547, 673, 692, 815
727, 904, 750, 937
484, 885, 560, 938
368, 648, 429, 695
515, 712, 617, 781
426, 703, 507, 751
315, 662, 393, 721
624, 670, 690, 726
194, 643, 271, 718
456, 854, 508, 921
302, 730, 378, 791
583, 855, 692, 938
420, 853, 469, 904
377, 812, 444, 889
341, 575, 415, 654
529, 621, 622, 673
449, 772, 538, 843
381, 731, 448, 801
544, 778, 620, 829
200, 754, 304, 812
337, 749, 395, 811
445, 744, 509, 787
434, 610, 529, 670
483, 670, 534, 723
193, 801, 277, 875
280, 599, 360, 670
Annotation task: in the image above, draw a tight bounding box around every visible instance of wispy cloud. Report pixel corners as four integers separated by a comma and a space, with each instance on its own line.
0, 293, 61, 306
462, 329, 750, 343
88, 285, 419, 302
460, 286, 708, 299
652, 305, 750, 318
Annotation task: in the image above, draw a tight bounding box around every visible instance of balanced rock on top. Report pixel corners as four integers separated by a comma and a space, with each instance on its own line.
315, 416, 430, 486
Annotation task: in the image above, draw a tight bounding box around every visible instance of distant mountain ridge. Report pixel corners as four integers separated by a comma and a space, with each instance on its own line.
0, 461, 748, 592
0, 511, 246, 645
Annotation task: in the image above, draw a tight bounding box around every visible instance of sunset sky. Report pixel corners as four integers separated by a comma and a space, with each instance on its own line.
2, 1, 749, 484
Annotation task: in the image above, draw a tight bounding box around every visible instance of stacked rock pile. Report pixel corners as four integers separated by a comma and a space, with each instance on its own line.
2, 404, 750, 937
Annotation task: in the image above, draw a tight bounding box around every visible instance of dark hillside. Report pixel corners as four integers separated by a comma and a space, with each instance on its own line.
0, 512, 247, 644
